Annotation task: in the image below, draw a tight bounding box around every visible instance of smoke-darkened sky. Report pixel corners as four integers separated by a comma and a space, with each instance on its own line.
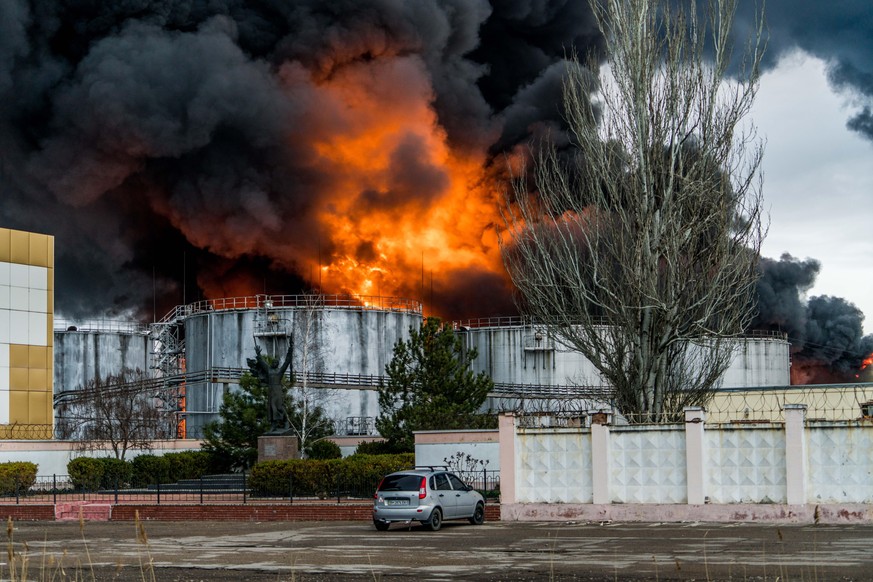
1, 0, 871, 380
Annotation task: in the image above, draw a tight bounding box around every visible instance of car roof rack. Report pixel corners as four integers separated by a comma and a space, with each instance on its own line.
411, 465, 449, 471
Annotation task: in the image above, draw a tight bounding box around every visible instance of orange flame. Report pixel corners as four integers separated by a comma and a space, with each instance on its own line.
857, 352, 873, 379
286, 56, 504, 309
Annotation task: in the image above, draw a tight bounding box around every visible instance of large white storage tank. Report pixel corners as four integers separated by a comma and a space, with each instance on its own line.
458, 319, 790, 391
720, 331, 792, 387
54, 319, 153, 394
176, 295, 422, 438
457, 318, 605, 387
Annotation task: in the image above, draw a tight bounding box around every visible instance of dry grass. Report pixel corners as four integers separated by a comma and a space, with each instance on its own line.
0, 514, 158, 582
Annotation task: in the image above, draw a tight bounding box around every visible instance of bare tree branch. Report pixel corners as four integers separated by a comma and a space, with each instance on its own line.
500, 0, 766, 422
54, 369, 177, 459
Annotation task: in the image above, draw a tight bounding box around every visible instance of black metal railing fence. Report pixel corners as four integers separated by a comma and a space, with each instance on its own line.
0, 470, 501, 505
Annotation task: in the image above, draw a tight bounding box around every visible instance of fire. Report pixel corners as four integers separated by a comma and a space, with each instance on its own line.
857, 352, 873, 379
286, 55, 504, 310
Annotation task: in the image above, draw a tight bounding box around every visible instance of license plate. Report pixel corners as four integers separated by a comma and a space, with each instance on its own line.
386, 499, 408, 506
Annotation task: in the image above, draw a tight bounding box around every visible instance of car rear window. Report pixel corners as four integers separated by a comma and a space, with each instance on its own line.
377, 474, 422, 491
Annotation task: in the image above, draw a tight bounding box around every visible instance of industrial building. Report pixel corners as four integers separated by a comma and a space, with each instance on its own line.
55, 295, 422, 438
54, 319, 152, 399
53, 294, 793, 438
0, 227, 54, 439
158, 295, 421, 437
0, 224, 857, 447
458, 318, 791, 417
459, 318, 789, 388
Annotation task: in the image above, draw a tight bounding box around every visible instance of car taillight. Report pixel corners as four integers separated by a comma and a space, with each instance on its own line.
375, 478, 385, 499
419, 477, 427, 499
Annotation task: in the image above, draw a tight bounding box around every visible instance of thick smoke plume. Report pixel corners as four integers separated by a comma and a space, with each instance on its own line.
734, 0, 873, 142
0, 0, 579, 317
752, 255, 873, 384
0, 0, 601, 322
0, 1, 870, 382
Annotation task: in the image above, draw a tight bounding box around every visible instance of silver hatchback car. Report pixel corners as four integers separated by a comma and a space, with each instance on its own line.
372, 467, 486, 531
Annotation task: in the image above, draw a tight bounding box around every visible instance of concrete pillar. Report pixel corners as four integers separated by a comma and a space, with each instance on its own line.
590, 416, 611, 504
784, 404, 808, 505
498, 413, 517, 504
684, 407, 706, 505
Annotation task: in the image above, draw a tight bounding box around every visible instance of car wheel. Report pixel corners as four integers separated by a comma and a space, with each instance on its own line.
468, 502, 485, 525
426, 508, 442, 531
373, 520, 390, 531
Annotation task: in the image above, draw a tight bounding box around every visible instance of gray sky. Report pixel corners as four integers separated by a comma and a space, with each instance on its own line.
754, 51, 873, 334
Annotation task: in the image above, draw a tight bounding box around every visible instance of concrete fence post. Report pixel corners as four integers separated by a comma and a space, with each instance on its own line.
590, 415, 611, 505
784, 404, 808, 505
498, 413, 517, 504
684, 407, 706, 505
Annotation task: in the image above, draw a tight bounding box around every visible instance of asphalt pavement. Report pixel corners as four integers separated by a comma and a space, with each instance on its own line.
4, 519, 873, 581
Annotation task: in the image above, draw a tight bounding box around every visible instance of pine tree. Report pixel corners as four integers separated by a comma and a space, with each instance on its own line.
202, 372, 271, 471
376, 317, 495, 452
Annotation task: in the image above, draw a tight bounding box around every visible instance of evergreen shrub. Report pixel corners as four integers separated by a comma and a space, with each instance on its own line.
164, 451, 213, 481
249, 453, 413, 497
305, 440, 342, 460
96, 457, 133, 489
352, 440, 395, 455
0, 461, 38, 495
130, 454, 171, 486
68, 457, 104, 490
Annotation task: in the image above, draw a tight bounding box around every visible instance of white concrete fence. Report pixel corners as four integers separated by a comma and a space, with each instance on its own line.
0, 440, 204, 476
499, 406, 873, 522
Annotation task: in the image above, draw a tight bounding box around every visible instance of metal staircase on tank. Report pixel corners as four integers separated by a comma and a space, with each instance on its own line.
150, 304, 190, 434
151, 305, 187, 377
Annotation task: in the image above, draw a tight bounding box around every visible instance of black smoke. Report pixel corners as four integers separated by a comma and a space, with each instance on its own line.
734, 0, 873, 142
1, 0, 871, 379
751, 254, 820, 342
751, 255, 873, 384
0, 0, 594, 320
802, 296, 873, 379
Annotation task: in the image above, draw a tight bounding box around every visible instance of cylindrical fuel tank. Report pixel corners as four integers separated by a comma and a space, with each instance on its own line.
54, 319, 153, 394
179, 295, 421, 437
458, 319, 790, 389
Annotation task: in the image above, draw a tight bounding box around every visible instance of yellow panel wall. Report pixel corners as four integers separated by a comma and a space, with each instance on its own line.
9, 391, 28, 423
9, 367, 28, 390
28, 392, 49, 424
10, 345, 28, 369
0, 227, 54, 439
28, 235, 49, 268
0, 229, 9, 262
9, 230, 28, 264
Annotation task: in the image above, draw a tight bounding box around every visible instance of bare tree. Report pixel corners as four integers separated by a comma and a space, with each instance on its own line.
501, 0, 766, 421
55, 369, 176, 459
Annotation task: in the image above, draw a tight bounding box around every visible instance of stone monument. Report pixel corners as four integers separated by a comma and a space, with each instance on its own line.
251, 339, 299, 462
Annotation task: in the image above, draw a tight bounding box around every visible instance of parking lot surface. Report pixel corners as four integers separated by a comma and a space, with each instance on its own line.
5, 519, 873, 581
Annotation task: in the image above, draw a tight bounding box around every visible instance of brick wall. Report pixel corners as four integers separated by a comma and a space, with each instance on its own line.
114, 503, 501, 522
0, 503, 501, 522
485, 504, 500, 521
112, 504, 374, 521
0, 505, 55, 521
